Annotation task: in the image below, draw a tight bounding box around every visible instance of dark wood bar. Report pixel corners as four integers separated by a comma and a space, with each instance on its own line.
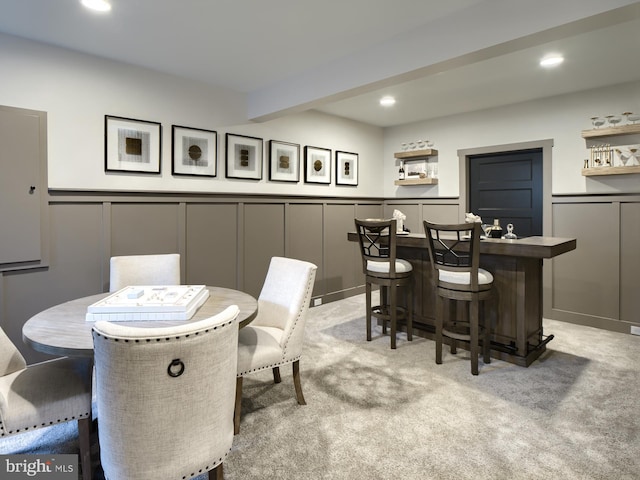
348, 232, 577, 366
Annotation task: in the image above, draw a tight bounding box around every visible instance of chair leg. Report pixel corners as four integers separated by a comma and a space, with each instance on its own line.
482, 300, 491, 364
449, 300, 457, 354
435, 295, 443, 365
273, 366, 282, 383
390, 284, 397, 349
292, 360, 306, 405
470, 296, 480, 375
234, 377, 243, 435
365, 282, 372, 341
209, 463, 223, 480
381, 286, 388, 335
406, 282, 413, 341
78, 417, 92, 480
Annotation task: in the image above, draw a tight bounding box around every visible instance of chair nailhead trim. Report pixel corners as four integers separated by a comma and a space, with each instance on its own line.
180, 447, 231, 479
1, 411, 91, 436
93, 320, 234, 343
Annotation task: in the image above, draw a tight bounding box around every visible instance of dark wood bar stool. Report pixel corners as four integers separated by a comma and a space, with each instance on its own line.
423, 221, 494, 375
355, 218, 413, 349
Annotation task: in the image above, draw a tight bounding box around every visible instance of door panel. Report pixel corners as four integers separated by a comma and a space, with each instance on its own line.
469, 149, 543, 237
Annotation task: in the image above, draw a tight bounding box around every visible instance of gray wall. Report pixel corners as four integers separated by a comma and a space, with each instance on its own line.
1, 192, 638, 364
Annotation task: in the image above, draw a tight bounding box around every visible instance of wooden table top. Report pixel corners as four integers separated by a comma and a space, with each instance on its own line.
348, 232, 576, 259
22, 286, 258, 357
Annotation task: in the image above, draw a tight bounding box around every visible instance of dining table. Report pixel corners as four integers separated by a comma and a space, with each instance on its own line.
22, 286, 258, 357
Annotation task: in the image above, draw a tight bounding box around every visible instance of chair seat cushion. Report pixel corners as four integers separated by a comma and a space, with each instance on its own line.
237, 326, 285, 375
0, 358, 92, 434
439, 267, 494, 286
366, 258, 412, 274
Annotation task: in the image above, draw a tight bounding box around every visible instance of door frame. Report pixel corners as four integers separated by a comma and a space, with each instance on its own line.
458, 139, 555, 318
457, 139, 554, 236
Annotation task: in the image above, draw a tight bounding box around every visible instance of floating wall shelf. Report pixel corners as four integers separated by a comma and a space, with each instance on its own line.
582, 165, 640, 177
394, 148, 438, 159
581, 124, 640, 139
394, 177, 438, 186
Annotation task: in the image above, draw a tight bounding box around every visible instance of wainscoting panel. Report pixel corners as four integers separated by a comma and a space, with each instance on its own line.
111, 203, 181, 256
243, 203, 285, 298
185, 203, 238, 288
620, 202, 640, 325
286, 203, 324, 297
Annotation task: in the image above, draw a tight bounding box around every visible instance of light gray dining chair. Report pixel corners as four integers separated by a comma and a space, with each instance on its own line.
0, 327, 93, 480
92, 305, 239, 480
109, 253, 180, 292
234, 256, 317, 434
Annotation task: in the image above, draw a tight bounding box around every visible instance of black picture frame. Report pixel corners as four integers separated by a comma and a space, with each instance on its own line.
268, 140, 300, 182
335, 151, 358, 186
225, 133, 263, 180
171, 125, 217, 177
105, 115, 162, 174
304, 146, 332, 184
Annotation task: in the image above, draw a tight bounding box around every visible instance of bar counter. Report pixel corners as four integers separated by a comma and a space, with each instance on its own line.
348, 232, 577, 366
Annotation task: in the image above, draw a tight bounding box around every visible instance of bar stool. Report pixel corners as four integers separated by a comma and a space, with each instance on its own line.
423, 221, 493, 375
354, 218, 413, 349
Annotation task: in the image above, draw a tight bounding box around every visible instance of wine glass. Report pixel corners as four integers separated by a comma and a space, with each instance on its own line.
607, 115, 622, 127
401, 143, 408, 151
627, 113, 640, 124
591, 116, 605, 128
417, 140, 426, 149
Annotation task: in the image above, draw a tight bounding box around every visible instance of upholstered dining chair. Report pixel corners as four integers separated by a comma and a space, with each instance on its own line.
92, 305, 240, 480
234, 256, 317, 434
423, 221, 494, 375
109, 253, 180, 292
354, 218, 413, 349
0, 327, 93, 480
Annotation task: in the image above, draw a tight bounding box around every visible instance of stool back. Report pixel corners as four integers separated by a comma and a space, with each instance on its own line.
423, 221, 484, 292
355, 218, 402, 278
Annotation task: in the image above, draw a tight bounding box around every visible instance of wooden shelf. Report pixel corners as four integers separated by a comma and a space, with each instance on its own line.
582, 165, 640, 176
394, 177, 438, 186
581, 124, 640, 139
394, 148, 438, 159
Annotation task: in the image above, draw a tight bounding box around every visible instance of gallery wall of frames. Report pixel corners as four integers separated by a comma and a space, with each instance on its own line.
105, 115, 359, 186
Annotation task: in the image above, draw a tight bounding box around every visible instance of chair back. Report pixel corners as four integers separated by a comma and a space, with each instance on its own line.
92, 305, 239, 480
252, 257, 317, 362
354, 218, 403, 278
109, 253, 180, 291
0, 327, 26, 376
423, 221, 485, 292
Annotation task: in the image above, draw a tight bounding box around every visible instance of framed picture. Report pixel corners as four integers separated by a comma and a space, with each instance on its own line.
171, 125, 217, 177
105, 115, 161, 174
225, 133, 263, 180
335, 151, 358, 186
304, 146, 332, 184
268, 140, 300, 182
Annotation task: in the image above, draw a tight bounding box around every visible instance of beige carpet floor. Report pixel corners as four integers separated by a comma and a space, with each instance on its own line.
2, 293, 639, 479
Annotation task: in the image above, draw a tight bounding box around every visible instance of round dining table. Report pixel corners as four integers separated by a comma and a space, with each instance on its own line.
23, 286, 258, 357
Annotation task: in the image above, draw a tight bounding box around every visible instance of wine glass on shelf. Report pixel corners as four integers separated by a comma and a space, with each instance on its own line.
627, 113, 640, 124
591, 116, 605, 128
607, 115, 621, 128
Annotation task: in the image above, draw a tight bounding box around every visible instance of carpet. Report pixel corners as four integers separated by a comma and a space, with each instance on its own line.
2, 293, 638, 479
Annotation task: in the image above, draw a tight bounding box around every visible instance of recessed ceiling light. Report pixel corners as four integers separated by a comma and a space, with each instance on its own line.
81, 0, 112, 12
540, 55, 564, 68
380, 96, 396, 107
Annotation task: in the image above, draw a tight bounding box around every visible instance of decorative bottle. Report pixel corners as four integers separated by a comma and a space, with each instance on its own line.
398, 161, 405, 180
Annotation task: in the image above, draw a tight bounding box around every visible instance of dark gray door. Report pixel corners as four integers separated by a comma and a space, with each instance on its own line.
468, 149, 543, 237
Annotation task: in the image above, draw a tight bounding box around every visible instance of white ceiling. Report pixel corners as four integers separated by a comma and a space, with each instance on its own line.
1, 0, 639, 127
